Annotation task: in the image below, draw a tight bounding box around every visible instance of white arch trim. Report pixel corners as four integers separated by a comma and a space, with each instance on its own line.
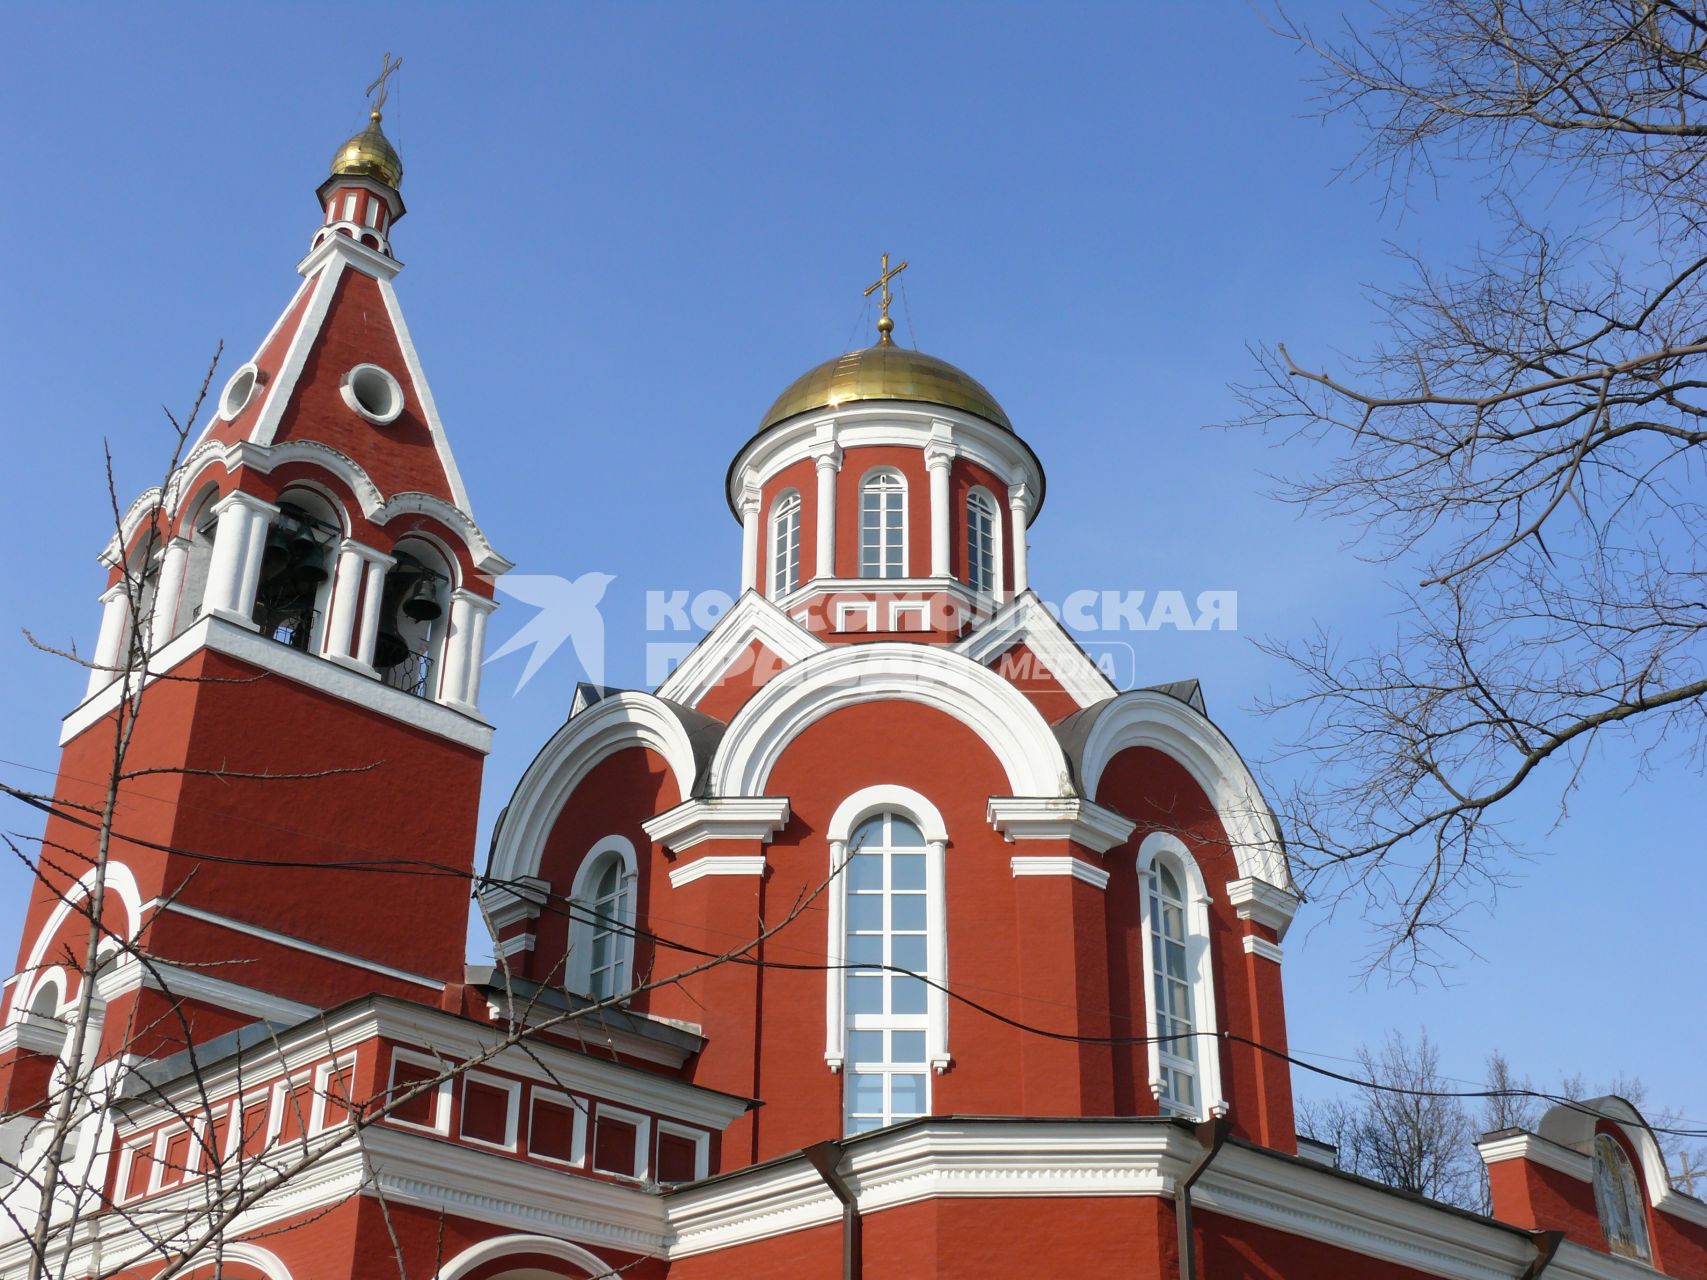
712, 643, 1066, 797
10, 862, 144, 1023
828, 784, 948, 845
436, 1233, 618, 1280
1136, 832, 1226, 1121
155, 1242, 294, 1280
487, 693, 700, 888
1079, 689, 1287, 887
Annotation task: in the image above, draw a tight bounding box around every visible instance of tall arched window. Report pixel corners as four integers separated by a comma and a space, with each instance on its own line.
824, 787, 949, 1136
859, 471, 906, 579
1593, 1133, 1652, 1261
769, 491, 802, 597
569, 837, 637, 1001
966, 488, 999, 595
843, 812, 929, 1132
1137, 832, 1221, 1120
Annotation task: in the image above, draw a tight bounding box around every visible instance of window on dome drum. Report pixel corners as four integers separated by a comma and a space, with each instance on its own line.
1593, 1133, 1652, 1261
859, 473, 906, 579
843, 813, 931, 1134
770, 491, 802, 597
571, 844, 636, 1002
1148, 861, 1199, 1116
967, 489, 998, 594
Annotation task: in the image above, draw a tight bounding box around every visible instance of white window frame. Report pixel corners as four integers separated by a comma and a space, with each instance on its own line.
527, 1087, 589, 1167
769, 489, 803, 598
858, 469, 908, 579
310, 1054, 359, 1135
888, 601, 929, 632
383, 1047, 453, 1137
458, 1070, 522, 1152
265, 1074, 316, 1150
114, 1135, 156, 1204
223, 1087, 275, 1167
591, 1102, 652, 1180
965, 486, 1004, 599
341, 192, 357, 221
148, 1117, 205, 1194
1136, 831, 1223, 1120
655, 1120, 711, 1183
824, 785, 950, 1079
568, 836, 639, 1000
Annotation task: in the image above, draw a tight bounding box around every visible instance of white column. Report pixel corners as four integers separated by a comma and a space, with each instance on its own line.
463, 596, 495, 709
823, 837, 847, 1071
353, 552, 394, 668
147, 538, 191, 648
926, 836, 949, 1072
739, 481, 762, 595
925, 444, 955, 579
87, 585, 131, 696
1008, 483, 1032, 597
199, 491, 277, 627
440, 589, 497, 711
812, 442, 841, 581
321, 541, 367, 661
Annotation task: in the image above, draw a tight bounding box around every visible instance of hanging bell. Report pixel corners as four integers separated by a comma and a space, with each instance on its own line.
260, 527, 290, 582
290, 557, 329, 594
401, 576, 442, 622
373, 630, 409, 670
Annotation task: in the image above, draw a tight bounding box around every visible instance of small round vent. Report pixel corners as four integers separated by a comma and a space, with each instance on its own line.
341, 363, 404, 425
220, 363, 262, 420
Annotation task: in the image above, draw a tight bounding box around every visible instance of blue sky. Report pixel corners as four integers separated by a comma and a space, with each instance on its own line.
2, 3, 1700, 1137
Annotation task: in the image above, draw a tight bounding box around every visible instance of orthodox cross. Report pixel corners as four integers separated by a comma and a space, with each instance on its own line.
863, 252, 909, 341
367, 52, 403, 116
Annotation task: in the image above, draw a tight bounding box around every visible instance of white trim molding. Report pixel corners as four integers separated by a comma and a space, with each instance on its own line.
643, 797, 792, 854
1227, 876, 1302, 942
1136, 832, 1225, 1120
656, 589, 824, 708
953, 591, 1115, 710
986, 795, 1135, 853
1009, 856, 1110, 890
668, 855, 770, 889
1242, 935, 1285, 963
712, 643, 1067, 798
436, 1233, 618, 1280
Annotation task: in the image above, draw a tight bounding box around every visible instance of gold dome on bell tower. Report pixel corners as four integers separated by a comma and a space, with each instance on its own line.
331, 110, 404, 188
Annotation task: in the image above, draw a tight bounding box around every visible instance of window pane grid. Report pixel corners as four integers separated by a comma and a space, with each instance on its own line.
770, 494, 801, 596
585, 858, 630, 1001
967, 492, 996, 594
859, 476, 904, 579
844, 813, 930, 1132
1149, 864, 1197, 1115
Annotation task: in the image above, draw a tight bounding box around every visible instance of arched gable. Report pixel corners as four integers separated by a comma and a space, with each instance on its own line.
154, 1242, 294, 1279
485, 693, 720, 888
435, 1233, 616, 1280
711, 643, 1066, 797
1059, 689, 1287, 888
10, 862, 143, 1022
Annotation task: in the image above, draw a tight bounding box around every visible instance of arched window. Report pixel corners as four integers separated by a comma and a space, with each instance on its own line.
253, 491, 341, 653
769, 491, 802, 597
569, 838, 637, 1001
824, 787, 949, 1136
1137, 832, 1221, 1120
379, 537, 454, 700
859, 471, 906, 579
966, 488, 1000, 596
1593, 1133, 1652, 1261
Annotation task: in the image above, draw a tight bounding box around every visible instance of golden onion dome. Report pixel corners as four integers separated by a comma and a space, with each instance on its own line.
330, 111, 403, 188
758, 336, 1012, 432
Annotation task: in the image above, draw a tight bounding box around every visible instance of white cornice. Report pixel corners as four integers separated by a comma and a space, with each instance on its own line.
667, 855, 770, 889
294, 230, 403, 281
63, 615, 494, 752
1008, 856, 1111, 890
643, 798, 792, 854
1241, 935, 1285, 963
654, 590, 824, 709
953, 592, 1117, 711
986, 796, 1136, 853
1226, 876, 1302, 942
1477, 1132, 1591, 1178
0, 1017, 65, 1056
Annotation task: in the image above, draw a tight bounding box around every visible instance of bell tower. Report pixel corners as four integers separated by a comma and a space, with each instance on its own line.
0, 84, 509, 1108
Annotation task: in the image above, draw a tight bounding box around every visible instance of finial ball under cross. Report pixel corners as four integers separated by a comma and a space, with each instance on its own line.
863, 252, 909, 345
367, 51, 403, 119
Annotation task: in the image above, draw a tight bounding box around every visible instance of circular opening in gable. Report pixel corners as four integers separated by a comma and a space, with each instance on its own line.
220, 363, 261, 420
341, 363, 404, 425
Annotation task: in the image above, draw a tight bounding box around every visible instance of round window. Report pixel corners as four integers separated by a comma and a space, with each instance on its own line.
220, 363, 261, 420
340, 363, 405, 425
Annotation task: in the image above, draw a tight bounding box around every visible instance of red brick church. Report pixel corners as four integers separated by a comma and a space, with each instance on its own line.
1, 100, 1703, 1280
